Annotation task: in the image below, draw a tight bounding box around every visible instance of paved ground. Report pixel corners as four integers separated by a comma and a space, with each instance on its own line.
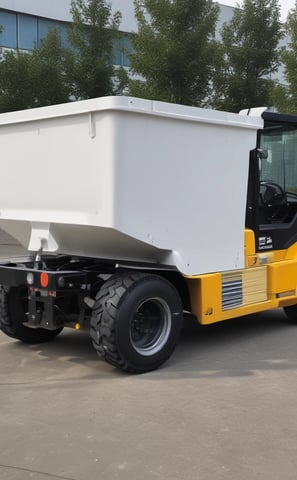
0, 231, 297, 480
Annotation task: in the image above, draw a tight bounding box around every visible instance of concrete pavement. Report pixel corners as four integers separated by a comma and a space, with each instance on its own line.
0, 230, 297, 479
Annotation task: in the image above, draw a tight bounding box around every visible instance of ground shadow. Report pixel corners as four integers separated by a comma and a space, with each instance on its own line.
2, 308, 297, 380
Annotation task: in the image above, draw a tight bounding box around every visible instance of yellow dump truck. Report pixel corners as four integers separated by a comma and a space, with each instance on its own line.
0, 96, 296, 373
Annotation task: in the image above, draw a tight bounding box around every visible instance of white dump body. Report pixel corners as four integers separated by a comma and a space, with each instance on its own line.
0, 96, 263, 275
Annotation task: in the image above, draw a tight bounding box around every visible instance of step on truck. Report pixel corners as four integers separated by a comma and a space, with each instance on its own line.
0, 96, 297, 373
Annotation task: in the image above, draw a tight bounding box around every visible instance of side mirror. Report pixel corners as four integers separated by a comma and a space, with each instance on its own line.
257, 148, 268, 160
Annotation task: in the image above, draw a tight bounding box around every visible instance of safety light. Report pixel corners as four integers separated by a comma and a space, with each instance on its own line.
40, 272, 49, 288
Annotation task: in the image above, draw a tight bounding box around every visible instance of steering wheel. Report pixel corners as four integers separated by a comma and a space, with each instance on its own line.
259, 181, 286, 207
259, 181, 288, 223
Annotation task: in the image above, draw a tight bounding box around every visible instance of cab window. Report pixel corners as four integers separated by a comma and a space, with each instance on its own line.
259, 128, 297, 224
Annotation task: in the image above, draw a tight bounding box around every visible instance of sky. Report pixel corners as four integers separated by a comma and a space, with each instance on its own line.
220, 0, 295, 21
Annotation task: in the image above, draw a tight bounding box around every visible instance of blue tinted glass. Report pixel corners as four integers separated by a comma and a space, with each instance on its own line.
113, 36, 133, 67
113, 38, 122, 66
0, 11, 17, 48
122, 36, 132, 67
59, 22, 71, 49
38, 18, 56, 45
38, 19, 71, 49
18, 14, 37, 49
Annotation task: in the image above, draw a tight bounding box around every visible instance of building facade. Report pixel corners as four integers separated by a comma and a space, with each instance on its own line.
0, 0, 235, 67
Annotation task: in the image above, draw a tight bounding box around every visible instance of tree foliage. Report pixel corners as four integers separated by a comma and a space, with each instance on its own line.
0, 0, 125, 112
0, 29, 70, 113
0, 0, 287, 113
67, 0, 124, 99
216, 0, 282, 112
272, 7, 297, 114
128, 0, 220, 106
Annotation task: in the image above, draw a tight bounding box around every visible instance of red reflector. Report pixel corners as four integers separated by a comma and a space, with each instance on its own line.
40, 272, 49, 288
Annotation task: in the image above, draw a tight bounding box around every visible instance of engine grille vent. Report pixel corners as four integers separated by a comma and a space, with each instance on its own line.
222, 277, 243, 310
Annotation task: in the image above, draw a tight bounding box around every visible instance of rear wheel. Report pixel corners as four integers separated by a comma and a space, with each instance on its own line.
90, 272, 183, 374
0, 286, 63, 343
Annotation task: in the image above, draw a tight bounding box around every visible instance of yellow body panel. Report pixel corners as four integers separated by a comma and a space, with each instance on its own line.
185, 229, 297, 325
267, 261, 297, 295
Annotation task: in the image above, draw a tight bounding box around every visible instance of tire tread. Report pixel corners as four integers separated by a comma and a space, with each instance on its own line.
90, 272, 182, 374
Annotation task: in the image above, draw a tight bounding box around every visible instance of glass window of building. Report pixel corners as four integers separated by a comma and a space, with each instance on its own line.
122, 35, 132, 67
38, 18, 57, 44
113, 34, 132, 67
38, 19, 71, 49
59, 22, 71, 49
18, 14, 37, 49
0, 10, 17, 48
113, 38, 122, 66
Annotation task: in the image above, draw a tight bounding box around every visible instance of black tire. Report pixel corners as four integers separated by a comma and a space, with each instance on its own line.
90, 272, 183, 374
283, 304, 297, 323
0, 286, 63, 343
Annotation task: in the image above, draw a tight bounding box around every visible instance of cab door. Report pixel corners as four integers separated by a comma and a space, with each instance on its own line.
246, 112, 297, 252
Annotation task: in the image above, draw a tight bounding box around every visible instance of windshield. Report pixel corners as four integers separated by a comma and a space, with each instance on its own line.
260, 127, 297, 194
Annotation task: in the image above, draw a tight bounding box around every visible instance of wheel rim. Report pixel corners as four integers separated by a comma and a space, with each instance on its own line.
130, 297, 172, 356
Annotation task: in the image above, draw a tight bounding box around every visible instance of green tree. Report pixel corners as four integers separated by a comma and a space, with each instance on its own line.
0, 29, 70, 113
30, 29, 72, 107
216, 0, 282, 112
67, 0, 125, 99
0, 50, 32, 112
272, 6, 297, 114
127, 0, 220, 106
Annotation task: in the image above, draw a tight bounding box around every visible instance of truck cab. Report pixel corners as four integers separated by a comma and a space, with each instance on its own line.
246, 111, 297, 252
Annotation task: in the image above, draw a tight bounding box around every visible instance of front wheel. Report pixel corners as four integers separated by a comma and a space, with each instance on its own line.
283, 304, 297, 323
90, 272, 183, 374
0, 286, 63, 343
